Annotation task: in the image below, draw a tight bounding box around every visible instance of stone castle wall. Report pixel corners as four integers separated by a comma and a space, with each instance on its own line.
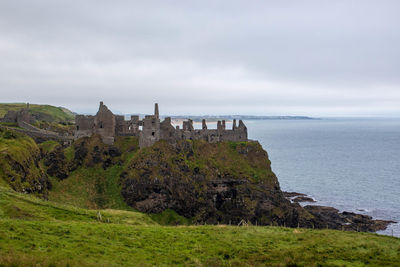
75, 102, 248, 147
1, 104, 34, 125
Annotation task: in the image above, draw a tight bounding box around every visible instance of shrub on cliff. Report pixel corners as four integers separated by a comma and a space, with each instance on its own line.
0, 128, 51, 197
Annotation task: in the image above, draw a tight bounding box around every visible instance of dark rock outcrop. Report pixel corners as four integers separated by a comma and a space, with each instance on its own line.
121, 140, 311, 226
292, 196, 316, 203
283, 192, 307, 198
304, 205, 394, 232
44, 146, 71, 179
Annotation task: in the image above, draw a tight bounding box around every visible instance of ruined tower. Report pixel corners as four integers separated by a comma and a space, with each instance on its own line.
154, 103, 159, 119
139, 103, 161, 147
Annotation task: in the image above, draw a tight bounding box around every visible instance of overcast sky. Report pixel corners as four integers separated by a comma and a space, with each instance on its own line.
0, 1, 399, 116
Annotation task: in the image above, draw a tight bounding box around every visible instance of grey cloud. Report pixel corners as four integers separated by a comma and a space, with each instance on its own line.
0, 0, 399, 116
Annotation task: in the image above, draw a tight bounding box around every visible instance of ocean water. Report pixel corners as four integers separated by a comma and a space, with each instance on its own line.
246, 118, 400, 237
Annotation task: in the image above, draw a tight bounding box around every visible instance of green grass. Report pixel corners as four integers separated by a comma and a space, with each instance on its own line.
0, 186, 156, 225
0, 103, 74, 122
34, 120, 75, 134
125, 139, 277, 187
150, 209, 193, 226
0, 122, 19, 128
63, 145, 75, 161
0, 186, 399, 266
49, 165, 134, 211
48, 136, 140, 210
38, 140, 60, 153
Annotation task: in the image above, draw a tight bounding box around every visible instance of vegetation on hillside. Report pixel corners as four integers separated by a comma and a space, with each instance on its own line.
45, 135, 141, 210
0, 128, 50, 197
125, 140, 276, 186
33, 121, 75, 135
0, 103, 74, 122
0, 127, 142, 210
0, 185, 399, 266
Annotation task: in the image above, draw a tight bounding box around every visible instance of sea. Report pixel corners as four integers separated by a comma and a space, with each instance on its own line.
245, 118, 400, 237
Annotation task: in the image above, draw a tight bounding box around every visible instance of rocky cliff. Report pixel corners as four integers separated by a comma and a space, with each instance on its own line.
119, 139, 392, 230
120, 140, 308, 226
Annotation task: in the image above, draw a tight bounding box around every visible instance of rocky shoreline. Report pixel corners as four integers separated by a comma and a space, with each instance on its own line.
284, 191, 395, 232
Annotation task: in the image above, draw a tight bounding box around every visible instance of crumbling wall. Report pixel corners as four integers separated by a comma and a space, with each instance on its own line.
115, 115, 140, 136
1, 106, 34, 125
1, 110, 18, 123
75, 115, 95, 139
139, 115, 160, 148
93, 102, 116, 145
160, 117, 177, 143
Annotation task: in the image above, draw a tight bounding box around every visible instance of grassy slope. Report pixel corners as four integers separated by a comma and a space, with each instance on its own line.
0, 103, 74, 122
0, 186, 399, 266
48, 165, 134, 210
47, 136, 140, 210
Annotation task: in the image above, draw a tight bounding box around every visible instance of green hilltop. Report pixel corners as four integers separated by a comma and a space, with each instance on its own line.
0, 103, 74, 122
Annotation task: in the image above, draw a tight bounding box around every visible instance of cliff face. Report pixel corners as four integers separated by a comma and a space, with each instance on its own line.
120, 140, 307, 226
0, 128, 51, 197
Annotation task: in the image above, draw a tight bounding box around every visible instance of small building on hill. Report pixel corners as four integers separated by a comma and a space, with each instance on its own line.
1, 103, 35, 125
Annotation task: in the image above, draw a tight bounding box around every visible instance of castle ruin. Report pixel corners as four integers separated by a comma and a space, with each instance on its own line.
1, 103, 34, 126
75, 102, 248, 147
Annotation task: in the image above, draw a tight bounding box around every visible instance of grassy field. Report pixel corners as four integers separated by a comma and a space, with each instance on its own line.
0, 103, 74, 122
0, 186, 399, 266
